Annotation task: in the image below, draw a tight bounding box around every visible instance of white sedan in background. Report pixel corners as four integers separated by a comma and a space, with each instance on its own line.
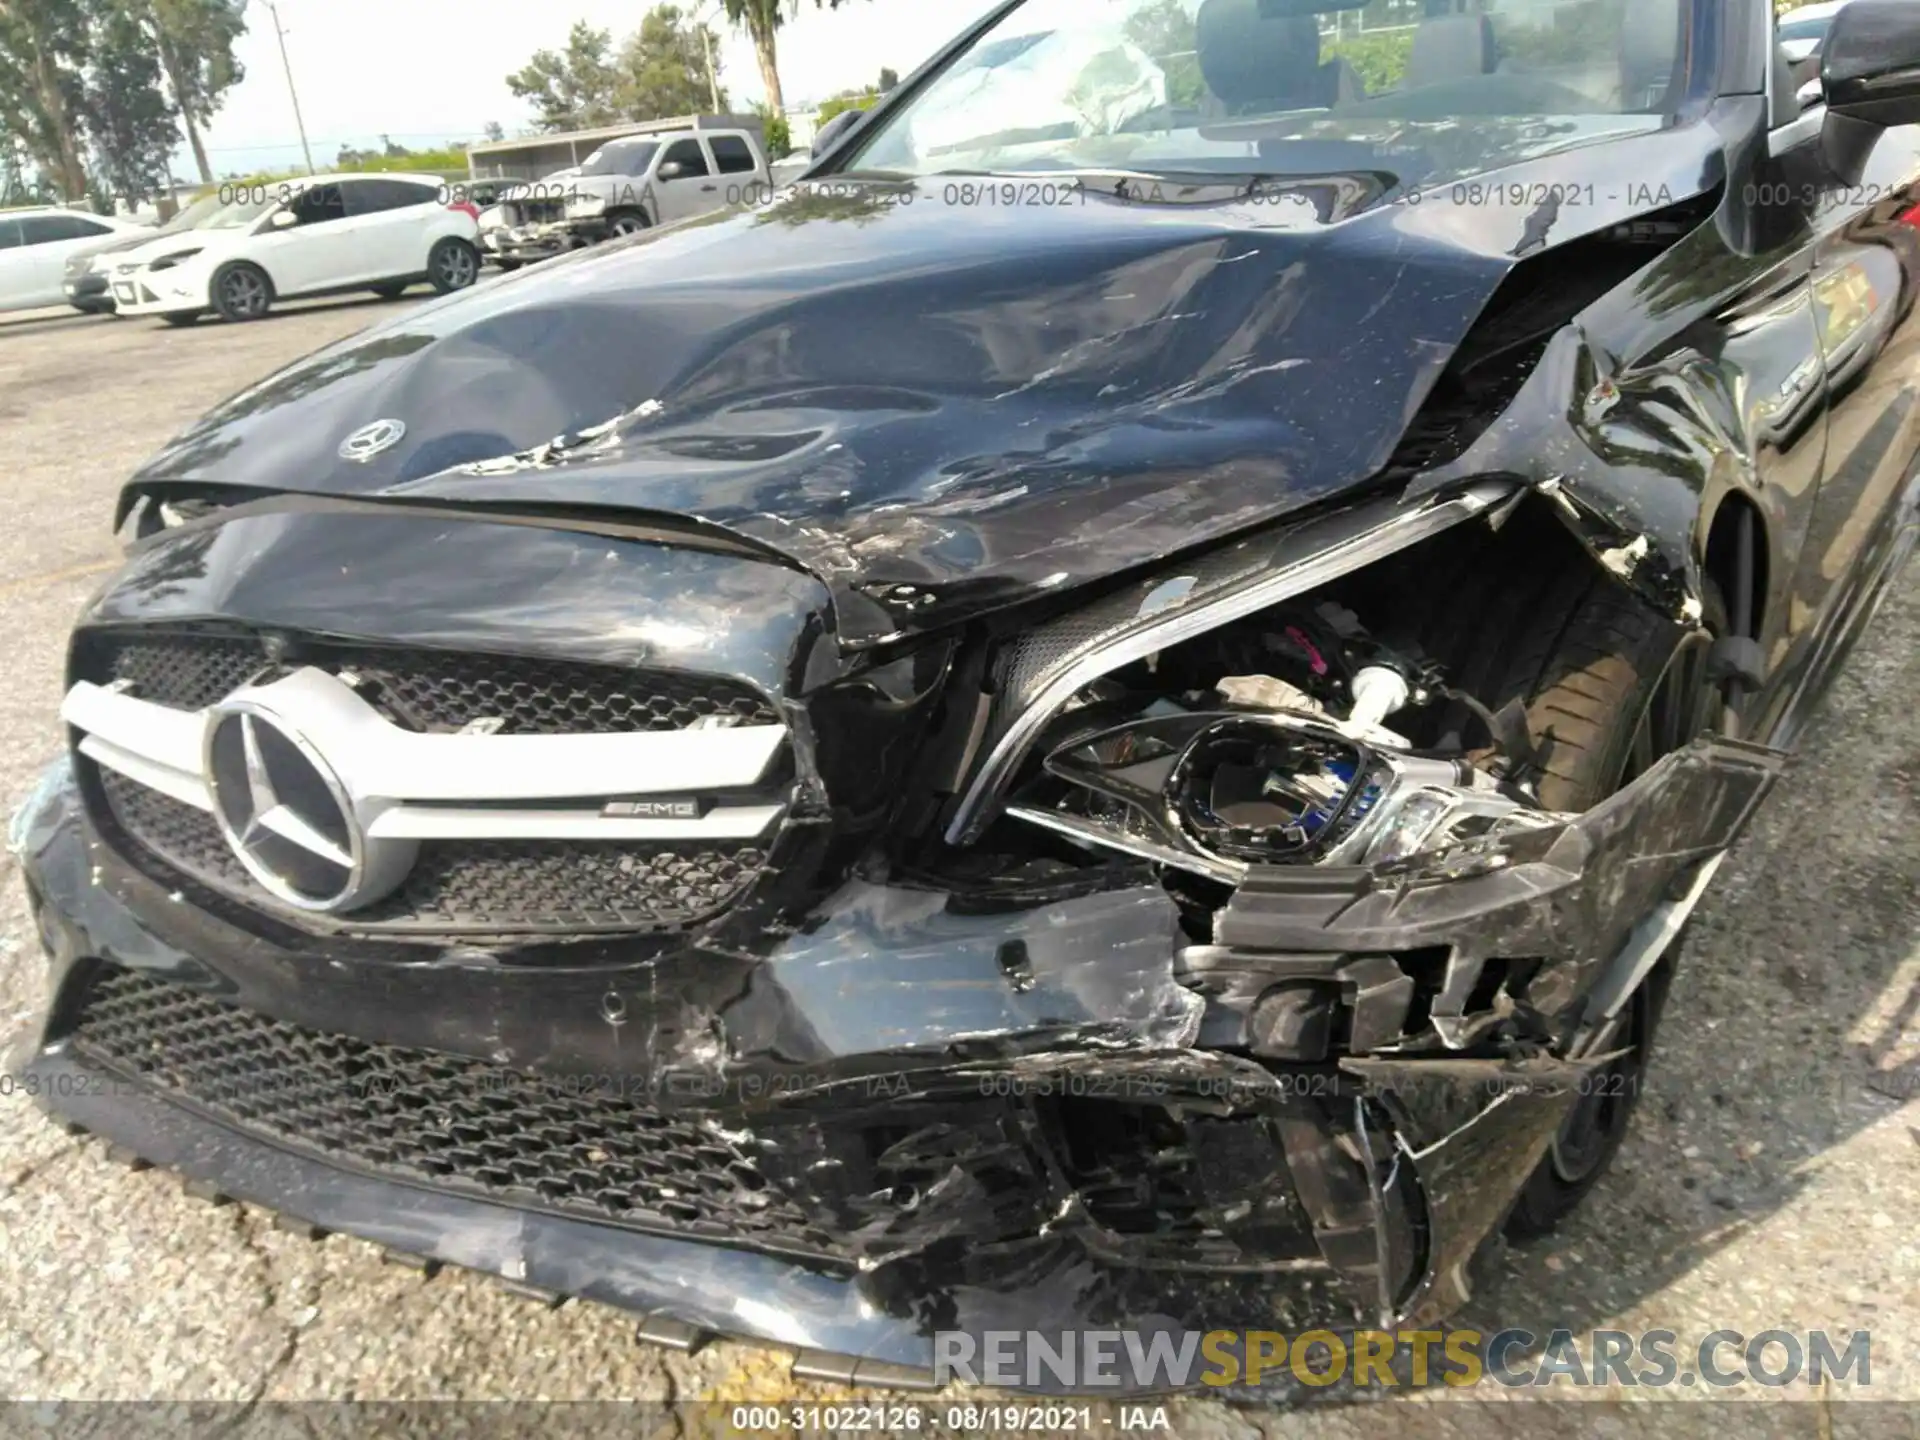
109, 172, 481, 325
0, 207, 153, 314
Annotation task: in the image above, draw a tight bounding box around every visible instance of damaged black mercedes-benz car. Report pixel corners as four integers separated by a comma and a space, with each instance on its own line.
13, 0, 1920, 1388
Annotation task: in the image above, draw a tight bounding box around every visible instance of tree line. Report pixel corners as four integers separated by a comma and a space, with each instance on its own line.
507, 0, 880, 138
0, 0, 246, 205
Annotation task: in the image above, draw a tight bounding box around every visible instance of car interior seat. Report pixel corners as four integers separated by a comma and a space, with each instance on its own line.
1195, 0, 1364, 114
1405, 12, 1496, 90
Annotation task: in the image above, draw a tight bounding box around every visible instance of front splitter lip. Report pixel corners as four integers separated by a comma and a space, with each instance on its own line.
14, 1042, 943, 1378
13, 1044, 1393, 1396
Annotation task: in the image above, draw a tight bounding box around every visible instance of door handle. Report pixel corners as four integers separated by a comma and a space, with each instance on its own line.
701, 184, 717, 192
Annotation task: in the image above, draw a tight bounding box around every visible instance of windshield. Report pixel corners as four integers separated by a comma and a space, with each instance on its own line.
843, 0, 1687, 183
205, 192, 291, 228
157, 193, 226, 233
578, 142, 659, 177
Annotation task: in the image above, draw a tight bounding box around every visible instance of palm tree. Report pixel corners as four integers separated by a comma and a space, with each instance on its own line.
722, 0, 789, 117
718, 0, 865, 121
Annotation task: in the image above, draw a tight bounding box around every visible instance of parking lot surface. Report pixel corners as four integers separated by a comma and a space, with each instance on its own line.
0, 300, 1915, 1434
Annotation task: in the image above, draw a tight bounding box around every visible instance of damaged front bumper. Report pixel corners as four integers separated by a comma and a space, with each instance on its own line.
489, 222, 583, 264
8, 735, 1783, 1388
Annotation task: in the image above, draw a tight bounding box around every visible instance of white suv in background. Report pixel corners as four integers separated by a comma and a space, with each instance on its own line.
0, 207, 153, 314
109, 173, 481, 325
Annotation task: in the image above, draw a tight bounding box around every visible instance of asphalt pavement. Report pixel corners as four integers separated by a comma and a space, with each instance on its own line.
0, 297, 1914, 1436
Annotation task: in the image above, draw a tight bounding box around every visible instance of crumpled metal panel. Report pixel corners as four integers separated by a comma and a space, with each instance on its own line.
115, 124, 1730, 647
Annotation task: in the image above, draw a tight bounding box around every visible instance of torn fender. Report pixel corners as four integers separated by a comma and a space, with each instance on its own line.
1213, 736, 1787, 1039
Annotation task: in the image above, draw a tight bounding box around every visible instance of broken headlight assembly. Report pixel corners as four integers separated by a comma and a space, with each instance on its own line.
939, 484, 1568, 881
1006, 704, 1557, 884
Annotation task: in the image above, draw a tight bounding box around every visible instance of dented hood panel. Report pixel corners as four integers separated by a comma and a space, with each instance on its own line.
128, 124, 1725, 645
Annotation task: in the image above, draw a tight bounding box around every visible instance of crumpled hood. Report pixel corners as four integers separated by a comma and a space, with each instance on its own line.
127, 124, 1722, 646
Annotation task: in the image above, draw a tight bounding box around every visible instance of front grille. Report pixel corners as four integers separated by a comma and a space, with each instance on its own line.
71, 966, 847, 1261
74, 628, 784, 936
94, 768, 767, 935
81, 630, 780, 734
502, 199, 563, 227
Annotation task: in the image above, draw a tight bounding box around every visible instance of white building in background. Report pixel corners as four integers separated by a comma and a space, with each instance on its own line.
785, 106, 821, 154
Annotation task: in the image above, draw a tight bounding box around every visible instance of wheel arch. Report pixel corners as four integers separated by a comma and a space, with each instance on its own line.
1700, 488, 1770, 643
211, 255, 277, 302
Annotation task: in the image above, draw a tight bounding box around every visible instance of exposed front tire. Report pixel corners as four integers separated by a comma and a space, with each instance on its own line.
1505, 955, 1675, 1238
427, 238, 479, 294
1414, 515, 1730, 1236
159, 310, 202, 327
605, 209, 650, 238
494, 258, 523, 272
210, 263, 272, 322
371, 282, 409, 299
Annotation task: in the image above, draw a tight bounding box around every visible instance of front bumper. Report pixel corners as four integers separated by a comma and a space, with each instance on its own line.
108, 270, 206, 317
10, 724, 1786, 1388
489, 224, 580, 263
64, 273, 111, 309
565, 213, 612, 244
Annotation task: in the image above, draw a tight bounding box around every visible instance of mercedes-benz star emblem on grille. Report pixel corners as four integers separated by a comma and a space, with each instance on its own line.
203, 702, 413, 913
337, 418, 406, 462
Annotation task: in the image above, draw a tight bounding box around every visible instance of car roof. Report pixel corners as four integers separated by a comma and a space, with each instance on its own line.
0, 205, 124, 218
273, 171, 447, 188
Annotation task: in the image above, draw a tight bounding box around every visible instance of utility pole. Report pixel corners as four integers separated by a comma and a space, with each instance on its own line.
260, 0, 316, 174
696, 0, 722, 112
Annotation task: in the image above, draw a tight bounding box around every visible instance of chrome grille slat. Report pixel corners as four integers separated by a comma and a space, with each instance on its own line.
95, 762, 770, 935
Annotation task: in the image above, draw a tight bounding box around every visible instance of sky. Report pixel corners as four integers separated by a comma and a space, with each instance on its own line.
190, 0, 1007, 177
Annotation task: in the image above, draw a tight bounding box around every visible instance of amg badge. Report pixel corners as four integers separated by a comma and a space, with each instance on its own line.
602, 797, 707, 820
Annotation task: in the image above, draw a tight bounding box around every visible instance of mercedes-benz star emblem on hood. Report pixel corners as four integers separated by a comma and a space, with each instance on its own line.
337, 418, 406, 462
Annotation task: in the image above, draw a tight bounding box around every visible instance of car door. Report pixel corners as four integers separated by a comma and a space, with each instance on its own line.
343, 177, 440, 280
14, 214, 114, 307
249, 182, 349, 296
0, 218, 26, 309
651, 137, 720, 224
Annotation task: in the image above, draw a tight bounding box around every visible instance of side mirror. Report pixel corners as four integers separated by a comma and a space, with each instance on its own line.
811, 108, 867, 158
657, 160, 689, 180
269, 208, 298, 229
1822, 0, 1920, 126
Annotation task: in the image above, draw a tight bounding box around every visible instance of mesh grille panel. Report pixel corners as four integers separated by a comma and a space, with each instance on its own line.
83, 631, 779, 734
94, 768, 768, 935
101, 634, 272, 711
71, 966, 847, 1260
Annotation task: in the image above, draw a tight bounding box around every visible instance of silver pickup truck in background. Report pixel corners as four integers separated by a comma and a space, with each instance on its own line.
561, 128, 773, 241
